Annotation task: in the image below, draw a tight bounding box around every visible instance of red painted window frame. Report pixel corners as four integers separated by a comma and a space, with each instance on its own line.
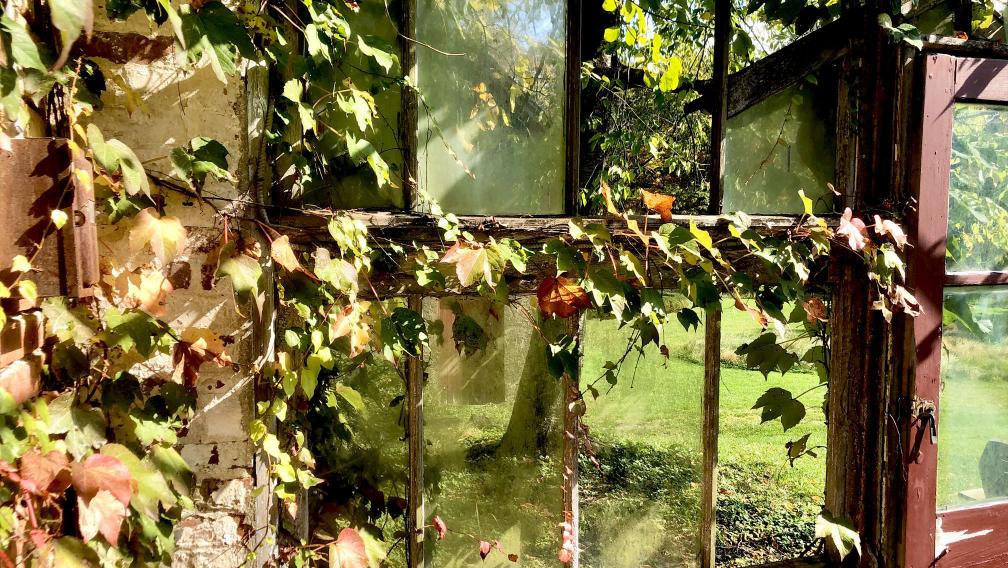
906, 54, 1008, 568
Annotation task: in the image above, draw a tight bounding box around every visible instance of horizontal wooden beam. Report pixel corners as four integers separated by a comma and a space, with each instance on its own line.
922, 35, 1008, 58
687, 16, 852, 118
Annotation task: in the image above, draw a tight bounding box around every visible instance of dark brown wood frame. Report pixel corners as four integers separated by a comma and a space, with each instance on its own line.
905, 53, 1008, 568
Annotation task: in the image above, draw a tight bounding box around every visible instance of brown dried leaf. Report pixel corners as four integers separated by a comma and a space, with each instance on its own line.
537, 276, 591, 318
804, 297, 828, 323
171, 328, 234, 387
642, 190, 676, 222
19, 450, 69, 495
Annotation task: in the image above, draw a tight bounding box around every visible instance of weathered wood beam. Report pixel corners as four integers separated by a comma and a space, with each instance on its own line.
687, 16, 853, 118
922, 34, 1008, 58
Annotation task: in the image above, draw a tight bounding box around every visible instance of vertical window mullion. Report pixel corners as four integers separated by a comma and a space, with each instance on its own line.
398, 0, 418, 211
699, 308, 721, 568
406, 294, 425, 567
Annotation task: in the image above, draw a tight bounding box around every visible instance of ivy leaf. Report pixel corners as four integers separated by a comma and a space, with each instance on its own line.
357, 35, 396, 72
642, 190, 676, 221
72, 454, 136, 508
333, 384, 364, 412
433, 516, 447, 540
179, 1, 257, 83
735, 332, 800, 377
129, 208, 188, 264
441, 242, 492, 288
86, 125, 150, 197
836, 208, 869, 251
78, 490, 126, 546
752, 387, 806, 431
537, 276, 591, 318
101, 444, 176, 520
49, 0, 94, 69
270, 235, 306, 274
19, 449, 70, 495
215, 242, 262, 306
50, 536, 100, 567
171, 328, 234, 388
170, 137, 233, 192
1, 16, 47, 71
815, 513, 862, 560
328, 528, 369, 568
344, 133, 391, 187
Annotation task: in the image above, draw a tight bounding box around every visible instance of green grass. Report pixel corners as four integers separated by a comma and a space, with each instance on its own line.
938, 335, 1008, 508
579, 302, 826, 566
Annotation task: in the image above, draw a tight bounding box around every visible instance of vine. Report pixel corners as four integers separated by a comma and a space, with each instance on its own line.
0, 0, 920, 566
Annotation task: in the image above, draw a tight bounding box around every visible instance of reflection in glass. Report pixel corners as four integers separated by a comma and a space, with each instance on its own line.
307, 357, 408, 563
422, 297, 563, 566
416, 0, 567, 214
301, 1, 405, 209
938, 287, 1008, 509
579, 312, 702, 568
947, 103, 1008, 272
723, 78, 835, 214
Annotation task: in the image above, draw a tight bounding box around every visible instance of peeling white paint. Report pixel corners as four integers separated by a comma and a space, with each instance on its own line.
935, 516, 994, 558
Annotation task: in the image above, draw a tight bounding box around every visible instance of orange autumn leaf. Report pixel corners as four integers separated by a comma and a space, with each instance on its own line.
642, 190, 676, 222
328, 528, 368, 568
441, 242, 492, 287
537, 276, 591, 318
171, 328, 235, 387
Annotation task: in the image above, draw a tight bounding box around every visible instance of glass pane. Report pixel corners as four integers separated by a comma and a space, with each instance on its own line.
422, 297, 563, 566
302, 2, 405, 209
415, 0, 567, 215
308, 357, 408, 563
579, 309, 702, 567
938, 286, 1008, 509
947, 103, 1008, 272
717, 299, 825, 565
723, 78, 836, 214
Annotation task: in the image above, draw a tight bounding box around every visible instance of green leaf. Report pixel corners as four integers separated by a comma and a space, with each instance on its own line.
179, 2, 257, 82
51, 537, 100, 568
1, 16, 47, 71
815, 513, 862, 560
87, 124, 150, 196
357, 35, 396, 72
17, 280, 37, 303
603, 0, 618, 11
150, 446, 192, 497
170, 137, 232, 190
798, 189, 813, 215
49, 0, 94, 68
603, 27, 620, 42
215, 244, 262, 306
689, 220, 715, 253
334, 384, 364, 411
752, 387, 806, 431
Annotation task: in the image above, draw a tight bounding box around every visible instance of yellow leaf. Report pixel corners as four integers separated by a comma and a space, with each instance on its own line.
129, 208, 188, 264
602, 0, 617, 11
11, 255, 31, 272
17, 280, 37, 302
603, 27, 619, 42
690, 220, 714, 253
51, 209, 69, 229
798, 190, 813, 216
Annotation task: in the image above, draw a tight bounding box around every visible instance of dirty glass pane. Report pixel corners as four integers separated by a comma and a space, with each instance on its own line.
579, 307, 703, 568
415, 0, 567, 215
302, 2, 404, 209
938, 286, 1008, 509
422, 297, 563, 566
716, 298, 825, 565
946, 103, 1008, 273
307, 356, 408, 563
723, 78, 835, 214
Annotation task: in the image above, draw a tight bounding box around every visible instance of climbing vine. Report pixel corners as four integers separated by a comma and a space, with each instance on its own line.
0, 0, 921, 566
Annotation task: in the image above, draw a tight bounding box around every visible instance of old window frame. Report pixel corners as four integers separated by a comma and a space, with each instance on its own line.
905, 53, 1008, 567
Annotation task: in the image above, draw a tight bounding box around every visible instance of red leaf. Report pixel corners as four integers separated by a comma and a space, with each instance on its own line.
508, 553, 519, 562
77, 490, 126, 546
71, 454, 135, 508
642, 190, 676, 222
479, 540, 492, 560
537, 276, 591, 318
837, 208, 869, 251
328, 528, 368, 568
19, 450, 69, 495
433, 515, 447, 540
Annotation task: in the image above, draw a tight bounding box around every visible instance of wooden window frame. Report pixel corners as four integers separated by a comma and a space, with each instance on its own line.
905, 53, 1008, 568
